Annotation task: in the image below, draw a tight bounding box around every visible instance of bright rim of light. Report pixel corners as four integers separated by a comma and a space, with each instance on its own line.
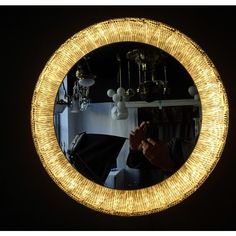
31, 18, 229, 216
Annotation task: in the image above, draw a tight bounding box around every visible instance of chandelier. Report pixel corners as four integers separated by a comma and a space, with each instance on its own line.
56, 57, 96, 113
107, 48, 169, 120
56, 47, 169, 117
71, 57, 96, 112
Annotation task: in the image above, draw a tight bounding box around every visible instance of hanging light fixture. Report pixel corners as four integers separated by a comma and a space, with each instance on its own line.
72, 64, 95, 112
56, 57, 96, 113
107, 48, 170, 119
71, 57, 95, 112
75, 58, 96, 88
125, 59, 135, 98
127, 48, 168, 102
107, 54, 128, 120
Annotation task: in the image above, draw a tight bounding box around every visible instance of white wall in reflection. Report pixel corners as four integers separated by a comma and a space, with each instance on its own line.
69, 103, 138, 138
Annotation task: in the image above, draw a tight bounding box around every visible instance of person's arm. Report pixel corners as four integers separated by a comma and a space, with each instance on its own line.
168, 137, 197, 170
126, 149, 147, 168
141, 138, 176, 174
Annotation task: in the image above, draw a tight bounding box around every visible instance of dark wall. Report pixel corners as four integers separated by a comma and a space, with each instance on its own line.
2, 6, 236, 230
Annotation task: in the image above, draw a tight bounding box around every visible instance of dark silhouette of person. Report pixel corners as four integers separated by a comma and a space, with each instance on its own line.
127, 121, 197, 188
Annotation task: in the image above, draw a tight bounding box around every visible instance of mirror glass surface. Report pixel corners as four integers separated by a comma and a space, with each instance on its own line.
54, 42, 201, 190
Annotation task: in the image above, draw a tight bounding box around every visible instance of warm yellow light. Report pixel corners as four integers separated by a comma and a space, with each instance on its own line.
31, 18, 229, 216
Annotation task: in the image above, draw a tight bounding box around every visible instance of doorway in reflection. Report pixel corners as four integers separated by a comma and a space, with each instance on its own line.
54, 42, 201, 190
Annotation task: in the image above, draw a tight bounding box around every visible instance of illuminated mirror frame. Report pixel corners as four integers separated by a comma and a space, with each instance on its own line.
31, 18, 229, 216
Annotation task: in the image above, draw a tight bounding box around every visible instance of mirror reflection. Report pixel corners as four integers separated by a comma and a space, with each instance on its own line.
54, 42, 201, 190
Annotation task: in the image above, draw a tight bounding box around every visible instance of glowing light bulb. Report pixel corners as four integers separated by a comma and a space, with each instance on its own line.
117, 111, 128, 120
117, 101, 126, 110
112, 94, 121, 102
107, 89, 115, 97
117, 87, 125, 96
188, 86, 198, 96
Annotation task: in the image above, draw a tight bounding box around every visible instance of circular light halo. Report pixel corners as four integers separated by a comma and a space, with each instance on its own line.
31, 18, 229, 216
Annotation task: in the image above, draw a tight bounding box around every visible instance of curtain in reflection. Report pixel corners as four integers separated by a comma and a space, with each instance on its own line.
138, 106, 198, 142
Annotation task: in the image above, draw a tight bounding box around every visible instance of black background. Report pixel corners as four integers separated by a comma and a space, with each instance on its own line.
1, 6, 236, 230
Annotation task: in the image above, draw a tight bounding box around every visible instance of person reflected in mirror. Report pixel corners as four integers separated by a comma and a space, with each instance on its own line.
127, 121, 197, 188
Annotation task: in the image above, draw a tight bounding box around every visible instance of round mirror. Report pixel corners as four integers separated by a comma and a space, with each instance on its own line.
54, 42, 201, 190
32, 18, 228, 216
